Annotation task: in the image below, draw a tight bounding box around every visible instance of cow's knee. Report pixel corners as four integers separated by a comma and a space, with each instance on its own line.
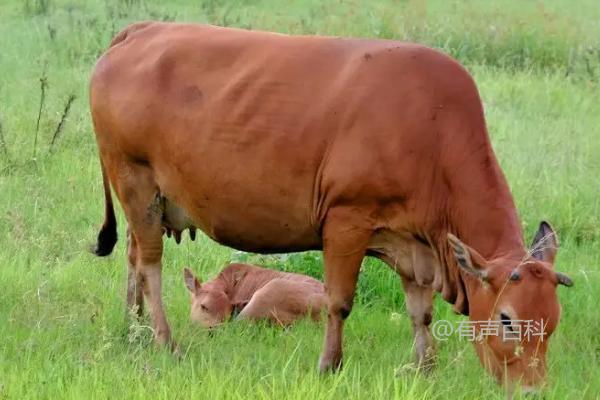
328, 296, 353, 320
422, 311, 432, 327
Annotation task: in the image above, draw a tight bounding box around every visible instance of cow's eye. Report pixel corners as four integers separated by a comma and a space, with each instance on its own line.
500, 312, 513, 330
201, 304, 209, 312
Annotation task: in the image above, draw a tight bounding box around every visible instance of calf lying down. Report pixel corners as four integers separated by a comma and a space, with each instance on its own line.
183, 263, 326, 328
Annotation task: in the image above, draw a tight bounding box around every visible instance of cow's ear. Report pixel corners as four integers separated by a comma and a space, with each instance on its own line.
447, 233, 488, 281
530, 221, 558, 264
183, 267, 202, 294
233, 269, 247, 285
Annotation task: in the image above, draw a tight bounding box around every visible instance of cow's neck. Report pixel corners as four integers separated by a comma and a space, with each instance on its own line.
444, 151, 525, 260
431, 148, 527, 313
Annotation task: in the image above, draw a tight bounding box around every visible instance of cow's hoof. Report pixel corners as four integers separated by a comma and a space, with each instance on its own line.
414, 346, 436, 374
394, 359, 435, 377
154, 331, 178, 352
394, 363, 419, 377
416, 357, 436, 375
157, 337, 181, 358
416, 363, 435, 375
171, 342, 182, 359
318, 355, 343, 374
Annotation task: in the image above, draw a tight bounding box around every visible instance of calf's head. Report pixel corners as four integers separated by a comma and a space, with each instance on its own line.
183, 267, 232, 328
448, 222, 572, 394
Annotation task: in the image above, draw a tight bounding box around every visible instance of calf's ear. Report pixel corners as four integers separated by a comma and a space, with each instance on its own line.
447, 233, 488, 282
530, 221, 558, 264
183, 267, 202, 294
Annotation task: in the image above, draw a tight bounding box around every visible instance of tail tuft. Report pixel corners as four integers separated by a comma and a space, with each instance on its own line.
92, 223, 117, 257
91, 156, 118, 257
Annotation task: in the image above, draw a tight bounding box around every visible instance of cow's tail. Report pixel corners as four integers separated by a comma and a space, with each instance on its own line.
93, 157, 118, 256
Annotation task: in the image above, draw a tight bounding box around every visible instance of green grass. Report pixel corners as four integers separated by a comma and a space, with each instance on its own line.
1, 0, 599, 399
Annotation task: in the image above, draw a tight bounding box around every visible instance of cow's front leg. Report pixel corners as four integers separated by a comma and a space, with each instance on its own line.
318, 209, 372, 373
401, 277, 435, 371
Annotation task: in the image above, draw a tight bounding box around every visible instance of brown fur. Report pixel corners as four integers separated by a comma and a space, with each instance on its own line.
183, 263, 326, 327
90, 22, 572, 392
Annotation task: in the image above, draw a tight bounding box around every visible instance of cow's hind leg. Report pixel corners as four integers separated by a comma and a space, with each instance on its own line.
401, 277, 435, 371
126, 228, 144, 318
116, 164, 173, 348
318, 208, 372, 373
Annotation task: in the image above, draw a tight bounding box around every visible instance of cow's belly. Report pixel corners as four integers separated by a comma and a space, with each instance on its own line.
161, 194, 322, 253
205, 203, 322, 253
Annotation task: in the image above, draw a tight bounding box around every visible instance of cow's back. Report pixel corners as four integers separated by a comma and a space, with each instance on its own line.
90, 22, 485, 253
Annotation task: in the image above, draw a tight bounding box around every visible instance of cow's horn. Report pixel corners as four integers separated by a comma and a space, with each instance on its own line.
556, 272, 573, 287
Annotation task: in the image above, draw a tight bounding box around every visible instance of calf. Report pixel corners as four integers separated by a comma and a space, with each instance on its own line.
183, 263, 326, 328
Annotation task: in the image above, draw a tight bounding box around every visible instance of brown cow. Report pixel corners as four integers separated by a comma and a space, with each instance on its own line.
183, 263, 326, 327
90, 22, 572, 394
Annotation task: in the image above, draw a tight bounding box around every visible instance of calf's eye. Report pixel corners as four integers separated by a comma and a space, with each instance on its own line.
201, 304, 209, 312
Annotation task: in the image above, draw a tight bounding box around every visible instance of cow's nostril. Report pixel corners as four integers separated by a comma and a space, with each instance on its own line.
500, 312, 517, 333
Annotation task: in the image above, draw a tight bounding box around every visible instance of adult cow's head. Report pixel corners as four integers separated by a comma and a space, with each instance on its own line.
448, 221, 572, 394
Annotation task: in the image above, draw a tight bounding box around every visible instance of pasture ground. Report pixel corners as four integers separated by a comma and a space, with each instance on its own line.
1, 0, 599, 398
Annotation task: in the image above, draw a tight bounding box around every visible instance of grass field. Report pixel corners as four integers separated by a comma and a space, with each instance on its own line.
1, 0, 599, 399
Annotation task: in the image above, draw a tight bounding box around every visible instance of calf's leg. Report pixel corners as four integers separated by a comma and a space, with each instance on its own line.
318, 209, 372, 373
237, 279, 324, 326
401, 277, 435, 370
237, 279, 295, 325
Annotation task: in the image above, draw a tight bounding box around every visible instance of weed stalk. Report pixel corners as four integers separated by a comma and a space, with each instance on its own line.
49, 94, 76, 152
33, 64, 48, 159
